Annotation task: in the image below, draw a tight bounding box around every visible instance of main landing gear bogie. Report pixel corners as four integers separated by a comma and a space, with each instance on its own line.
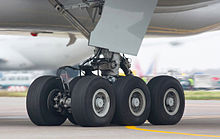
26, 48, 185, 127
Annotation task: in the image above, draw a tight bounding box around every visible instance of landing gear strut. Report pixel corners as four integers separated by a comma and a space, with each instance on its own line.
26, 48, 185, 127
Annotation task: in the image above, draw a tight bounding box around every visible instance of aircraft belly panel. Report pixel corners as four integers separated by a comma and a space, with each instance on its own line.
89, 0, 158, 56
0, 0, 220, 40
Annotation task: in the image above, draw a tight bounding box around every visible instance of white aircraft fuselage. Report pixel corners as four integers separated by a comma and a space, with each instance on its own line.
0, 35, 93, 70
0, 0, 220, 36
0, 0, 220, 69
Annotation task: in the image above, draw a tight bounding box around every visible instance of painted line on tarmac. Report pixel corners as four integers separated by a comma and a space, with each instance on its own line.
126, 126, 220, 138
183, 115, 220, 120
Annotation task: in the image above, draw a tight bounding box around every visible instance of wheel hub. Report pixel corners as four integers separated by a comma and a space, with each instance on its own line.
132, 98, 140, 107
163, 88, 180, 116
129, 88, 146, 117
96, 98, 104, 108
92, 89, 110, 118
166, 97, 174, 106
47, 89, 70, 115
47, 89, 64, 113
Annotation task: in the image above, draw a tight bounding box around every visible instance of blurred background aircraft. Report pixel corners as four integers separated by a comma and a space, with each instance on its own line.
0, 34, 94, 90
0, 35, 93, 70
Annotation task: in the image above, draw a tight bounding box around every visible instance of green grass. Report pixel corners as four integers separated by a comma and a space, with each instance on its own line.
0, 91, 27, 97
0, 90, 220, 100
184, 91, 220, 100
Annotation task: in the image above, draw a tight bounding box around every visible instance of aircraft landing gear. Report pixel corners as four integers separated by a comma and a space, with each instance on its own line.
26, 48, 185, 127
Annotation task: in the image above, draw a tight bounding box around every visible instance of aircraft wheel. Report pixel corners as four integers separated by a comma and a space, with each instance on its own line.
67, 114, 75, 125
112, 76, 151, 126
147, 76, 185, 125
71, 76, 115, 127
67, 76, 82, 125
26, 76, 67, 126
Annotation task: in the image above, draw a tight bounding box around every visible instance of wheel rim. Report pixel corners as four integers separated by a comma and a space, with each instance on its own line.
128, 88, 146, 117
47, 89, 64, 113
163, 88, 180, 116
92, 89, 110, 118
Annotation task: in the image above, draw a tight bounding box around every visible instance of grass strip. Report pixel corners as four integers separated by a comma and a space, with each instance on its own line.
0, 90, 220, 100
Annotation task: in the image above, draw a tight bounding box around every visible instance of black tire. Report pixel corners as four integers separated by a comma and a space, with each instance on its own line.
26, 76, 67, 126
67, 76, 82, 125
67, 114, 76, 125
71, 76, 115, 127
112, 76, 151, 126
147, 76, 185, 125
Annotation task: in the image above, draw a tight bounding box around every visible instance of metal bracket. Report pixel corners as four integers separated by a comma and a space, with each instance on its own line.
64, 2, 91, 10
48, 0, 90, 39
63, 0, 103, 10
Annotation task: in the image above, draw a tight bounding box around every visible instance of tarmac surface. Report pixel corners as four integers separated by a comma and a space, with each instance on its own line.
0, 97, 220, 139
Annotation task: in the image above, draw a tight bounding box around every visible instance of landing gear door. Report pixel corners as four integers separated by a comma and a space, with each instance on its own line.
89, 0, 158, 56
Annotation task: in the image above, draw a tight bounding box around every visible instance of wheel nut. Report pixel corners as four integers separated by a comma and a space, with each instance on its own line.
96, 98, 104, 108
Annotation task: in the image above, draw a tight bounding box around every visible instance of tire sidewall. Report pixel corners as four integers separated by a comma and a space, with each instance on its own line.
85, 77, 115, 126
114, 76, 151, 125
71, 76, 115, 126
27, 76, 66, 126
152, 77, 185, 124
